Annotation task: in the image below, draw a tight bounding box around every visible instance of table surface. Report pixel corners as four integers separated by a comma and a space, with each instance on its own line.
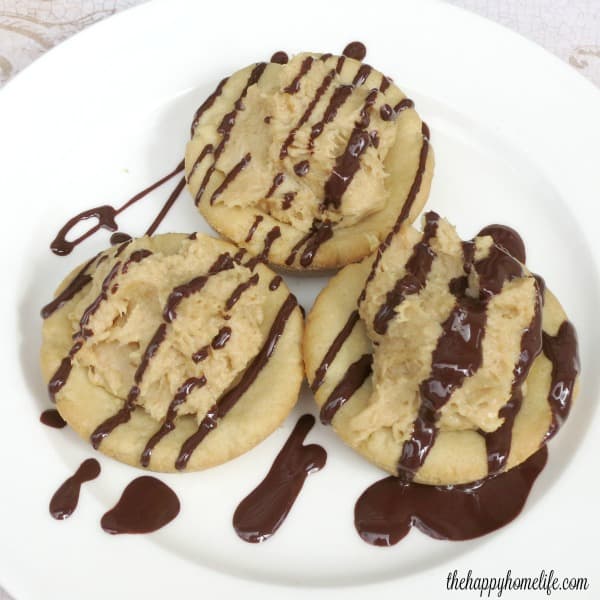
0, 0, 598, 598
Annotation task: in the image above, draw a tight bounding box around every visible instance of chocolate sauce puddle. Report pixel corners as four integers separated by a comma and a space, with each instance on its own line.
233, 414, 327, 543
49, 458, 101, 519
355, 446, 547, 546
101, 476, 180, 534
40, 408, 67, 429
51, 161, 185, 256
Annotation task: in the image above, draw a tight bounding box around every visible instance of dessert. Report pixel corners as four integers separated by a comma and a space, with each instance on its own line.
185, 44, 433, 270
40, 233, 303, 472
304, 212, 579, 485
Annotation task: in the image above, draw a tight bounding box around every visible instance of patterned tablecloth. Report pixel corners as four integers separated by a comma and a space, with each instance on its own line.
0, 1, 598, 598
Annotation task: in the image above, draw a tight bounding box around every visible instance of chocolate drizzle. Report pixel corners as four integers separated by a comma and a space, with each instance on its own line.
283, 56, 314, 94
285, 220, 333, 267
194, 63, 267, 206
478, 224, 526, 263
225, 274, 259, 310
210, 152, 251, 205
245, 215, 264, 242
320, 354, 373, 425
233, 414, 327, 543
311, 310, 360, 392
359, 124, 431, 303
483, 282, 542, 474
542, 321, 579, 441
191, 77, 228, 136
282, 192, 296, 210
101, 476, 180, 534
372, 212, 439, 335
266, 173, 284, 198
293, 160, 310, 177
110, 232, 132, 245
49, 458, 101, 520
245, 227, 281, 270
51, 161, 185, 256
90, 253, 237, 449
175, 294, 297, 470
355, 446, 547, 546
323, 128, 370, 210
269, 275, 282, 291
211, 326, 232, 350
309, 85, 353, 149
41, 256, 96, 318
140, 376, 207, 467
40, 408, 67, 428
280, 69, 336, 159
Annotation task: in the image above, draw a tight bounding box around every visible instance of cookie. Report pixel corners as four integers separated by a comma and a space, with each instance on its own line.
304, 212, 579, 485
40, 233, 304, 472
185, 50, 433, 270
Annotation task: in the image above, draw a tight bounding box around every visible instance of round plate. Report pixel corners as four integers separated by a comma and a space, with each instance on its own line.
0, 0, 599, 598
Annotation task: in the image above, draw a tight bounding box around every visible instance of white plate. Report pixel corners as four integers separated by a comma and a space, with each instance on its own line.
1, 0, 599, 598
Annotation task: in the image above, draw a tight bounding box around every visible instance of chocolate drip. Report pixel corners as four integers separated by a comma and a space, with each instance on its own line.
40, 408, 67, 429
49, 458, 101, 520
209, 252, 235, 274
192, 345, 209, 363
294, 160, 310, 177
369, 131, 380, 148
141, 376, 207, 467
475, 243, 524, 300
380, 98, 414, 122
280, 69, 336, 159
311, 310, 360, 392
115, 240, 132, 257
233, 414, 327, 543
335, 55, 346, 74
48, 261, 123, 401
543, 321, 579, 440
379, 75, 392, 92
51, 161, 184, 256
245, 227, 281, 270
144, 176, 187, 237
284, 219, 332, 267
300, 221, 333, 267
355, 88, 378, 129
352, 64, 372, 87
270, 51, 288, 65
245, 215, 264, 242
398, 297, 487, 480
211, 326, 232, 350
355, 446, 547, 546
373, 212, 439, 335
187, 143, 214, 181
233, 248, 247, 263
342, 41, 367, 61
110, 232, 132, 245
320, 354, 373, 425
266, 173, 284, 198
283, 56, 314, 94
91, 323, 167, 448
282, 192, 296, 210
41, 256, 95, 318
210, 152, 251, 205
164, 276, 210, 322
78, 261, 121, 337
478, 224, 526, 263
309, 85, 353, 148
191, 77, 228, 136
226, 274, 259, 310
122, 249, 153, 274
483, 283, 543, 474
194, 64, 267, 206
101, 476, 180, 534
269, 275, 282, 291
323, 128, 371, 209
360, 127, 430, 303
175, 294, 297, 470
320, 53, 332, 62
